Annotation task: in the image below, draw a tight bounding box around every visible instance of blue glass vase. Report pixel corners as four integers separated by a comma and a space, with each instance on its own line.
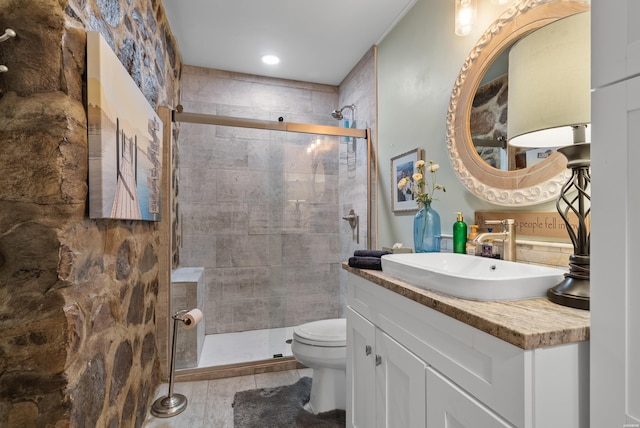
414, 203, 441, 252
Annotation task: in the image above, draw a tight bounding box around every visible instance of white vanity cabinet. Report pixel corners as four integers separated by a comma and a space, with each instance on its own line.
590, 1, 640, 424
346, 272, 589, 428
426, 368, 512, 428
347, 307, 427, 428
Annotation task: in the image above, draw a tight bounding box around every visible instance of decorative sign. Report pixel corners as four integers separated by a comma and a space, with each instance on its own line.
87, 31, 163, 221
474, 211, 589, 240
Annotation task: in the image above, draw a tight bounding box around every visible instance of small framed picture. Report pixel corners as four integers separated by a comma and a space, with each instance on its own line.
391, 148, 424, 212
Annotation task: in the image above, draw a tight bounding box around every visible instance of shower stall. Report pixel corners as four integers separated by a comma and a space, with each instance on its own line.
171, 108, 372, 375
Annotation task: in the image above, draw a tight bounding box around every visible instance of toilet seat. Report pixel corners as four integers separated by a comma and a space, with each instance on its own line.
293, 318, 346, 347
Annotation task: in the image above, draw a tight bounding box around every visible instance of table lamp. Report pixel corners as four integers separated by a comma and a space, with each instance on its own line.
507, 11, 591, 310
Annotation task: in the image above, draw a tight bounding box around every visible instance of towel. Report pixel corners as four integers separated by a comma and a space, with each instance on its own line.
353, 249, 391, 258
348, 256, 383, 270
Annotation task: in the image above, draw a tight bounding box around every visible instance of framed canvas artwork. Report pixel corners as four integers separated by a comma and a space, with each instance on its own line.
391, 148, 424, 212
87, 31, 162, 221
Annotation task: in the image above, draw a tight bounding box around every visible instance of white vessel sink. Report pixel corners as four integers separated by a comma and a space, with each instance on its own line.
380, 253, 566, 301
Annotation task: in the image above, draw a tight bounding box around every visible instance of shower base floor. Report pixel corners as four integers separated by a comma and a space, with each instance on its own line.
198, 326, 295, 368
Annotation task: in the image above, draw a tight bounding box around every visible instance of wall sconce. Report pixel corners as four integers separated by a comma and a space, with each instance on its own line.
456, 1, 514, 36
455, 0, 477, 36
507, 11, 591, 310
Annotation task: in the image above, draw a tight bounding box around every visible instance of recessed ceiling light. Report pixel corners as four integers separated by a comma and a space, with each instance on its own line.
261, 55, 280, 65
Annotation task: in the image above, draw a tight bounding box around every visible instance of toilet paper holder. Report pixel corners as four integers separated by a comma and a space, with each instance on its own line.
151, 308, 202, 418
0, 28, 16, 74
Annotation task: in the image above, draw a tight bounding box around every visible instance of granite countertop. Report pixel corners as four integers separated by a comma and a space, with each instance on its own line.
343, 263, 590, 350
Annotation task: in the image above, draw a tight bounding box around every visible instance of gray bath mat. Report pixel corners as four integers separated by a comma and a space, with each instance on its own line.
232, 377, 345, 428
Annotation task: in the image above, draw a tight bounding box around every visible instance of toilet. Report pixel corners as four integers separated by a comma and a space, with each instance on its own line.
291, 318, 346, 414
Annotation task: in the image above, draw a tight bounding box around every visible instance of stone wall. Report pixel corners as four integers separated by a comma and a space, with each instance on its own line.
0, 0, 180, 426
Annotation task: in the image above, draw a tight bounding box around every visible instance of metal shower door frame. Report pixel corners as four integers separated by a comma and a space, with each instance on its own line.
156, 105, 375, 380
172, 106, 373, 249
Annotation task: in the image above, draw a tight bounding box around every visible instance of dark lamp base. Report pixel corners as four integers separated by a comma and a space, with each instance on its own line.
547, 276, 590, 310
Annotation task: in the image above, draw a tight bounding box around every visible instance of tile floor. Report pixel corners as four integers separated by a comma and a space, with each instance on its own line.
143, 368, 313, 427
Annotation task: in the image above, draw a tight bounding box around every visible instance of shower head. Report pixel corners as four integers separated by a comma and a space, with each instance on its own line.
331, 104, 356, 122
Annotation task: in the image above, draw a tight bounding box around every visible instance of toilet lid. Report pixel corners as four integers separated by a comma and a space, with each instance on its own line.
293, 318, 346, 347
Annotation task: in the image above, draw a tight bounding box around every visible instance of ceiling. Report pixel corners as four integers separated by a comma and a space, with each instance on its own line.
162, 0, 417, 86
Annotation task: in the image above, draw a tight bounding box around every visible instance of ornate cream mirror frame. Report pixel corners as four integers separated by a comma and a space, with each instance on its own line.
445, 0, 590, 206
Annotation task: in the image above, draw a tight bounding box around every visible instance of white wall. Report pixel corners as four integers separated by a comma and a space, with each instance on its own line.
376, 0, 525, 249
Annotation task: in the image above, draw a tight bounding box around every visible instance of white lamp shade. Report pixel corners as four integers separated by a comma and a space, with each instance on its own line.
507, 11, 590, 148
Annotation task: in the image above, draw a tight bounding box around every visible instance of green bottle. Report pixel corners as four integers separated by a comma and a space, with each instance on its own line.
453, 212, 467, 254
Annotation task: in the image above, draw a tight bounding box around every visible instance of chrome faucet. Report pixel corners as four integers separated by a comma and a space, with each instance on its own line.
473, 219, 516, 261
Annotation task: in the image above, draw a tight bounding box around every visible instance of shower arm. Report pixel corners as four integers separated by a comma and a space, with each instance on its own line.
341, 105, 356, 122
333, 104, 357, 124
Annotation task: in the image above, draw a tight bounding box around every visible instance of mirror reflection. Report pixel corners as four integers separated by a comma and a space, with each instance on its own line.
469, 16, 589, 173
470, 53, 509, 169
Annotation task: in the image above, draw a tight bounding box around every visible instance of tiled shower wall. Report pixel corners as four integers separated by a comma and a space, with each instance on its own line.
337, 48, 377, 311
178, 66, 348, 334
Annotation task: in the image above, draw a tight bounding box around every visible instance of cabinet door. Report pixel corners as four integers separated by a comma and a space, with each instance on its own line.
591, 75, 640, 426
376, 329, 427, 428
426, 368, 512, 428
346, 307, 376, 428
592, 0, 640, 88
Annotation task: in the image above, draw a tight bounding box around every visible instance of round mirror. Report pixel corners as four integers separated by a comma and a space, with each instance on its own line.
446, 0, 589, 206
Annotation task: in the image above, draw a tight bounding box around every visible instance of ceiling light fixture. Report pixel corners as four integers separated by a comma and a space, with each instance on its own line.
261, 55, 280, 65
